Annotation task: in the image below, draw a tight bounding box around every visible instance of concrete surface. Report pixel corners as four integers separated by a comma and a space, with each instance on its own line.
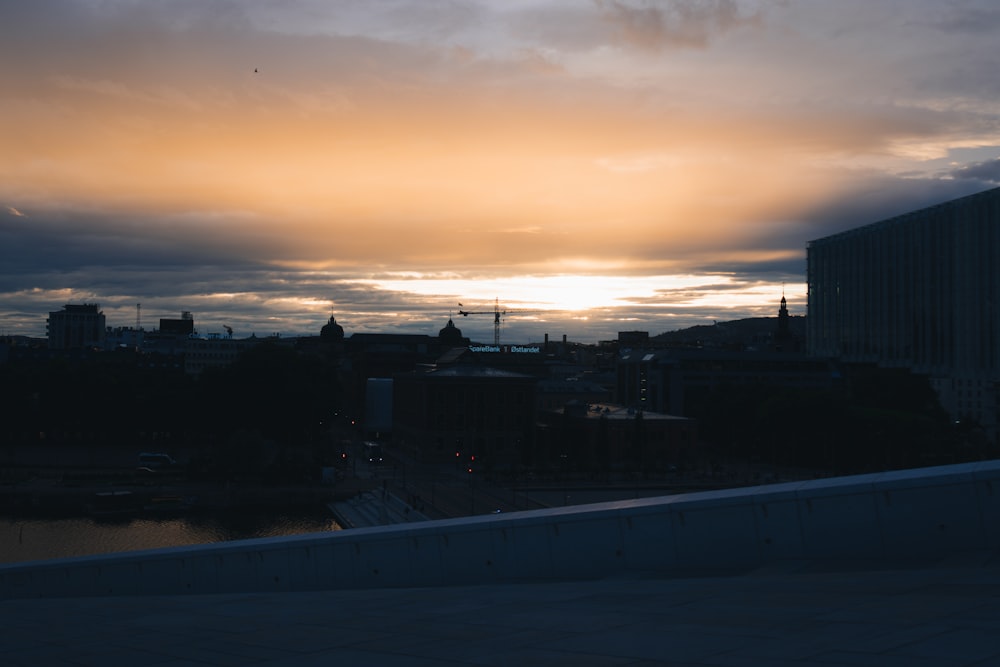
3, 558, 999, 666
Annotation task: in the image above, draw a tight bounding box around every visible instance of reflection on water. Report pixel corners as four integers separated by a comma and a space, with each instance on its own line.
1, 509, 342, 564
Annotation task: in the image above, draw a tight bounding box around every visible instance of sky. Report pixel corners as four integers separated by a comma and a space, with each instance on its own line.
2, 0, 1000, 344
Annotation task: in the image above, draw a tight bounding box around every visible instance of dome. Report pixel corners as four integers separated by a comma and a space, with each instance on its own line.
321, 315, 344, 342
438, 318, 464, 344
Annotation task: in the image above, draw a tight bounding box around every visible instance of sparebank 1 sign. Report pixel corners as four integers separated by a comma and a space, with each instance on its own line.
468, 345, 542, 354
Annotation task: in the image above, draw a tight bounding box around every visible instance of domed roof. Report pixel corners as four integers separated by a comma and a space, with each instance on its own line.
321, 315, 344, 341
439, 317, 464, 344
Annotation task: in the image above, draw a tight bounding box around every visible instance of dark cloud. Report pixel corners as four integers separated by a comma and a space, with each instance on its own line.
929, 4, 1000, 35
799, 177, 996, 244
0, 207, 279, 285
0, 200, 476, 339
949, 158, 1000, 184
629, 172, 1000, 288
707, 258, 806, 284
596, 0, 761, 51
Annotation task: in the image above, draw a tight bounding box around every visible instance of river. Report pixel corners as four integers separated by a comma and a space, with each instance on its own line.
1, 508, 342, 564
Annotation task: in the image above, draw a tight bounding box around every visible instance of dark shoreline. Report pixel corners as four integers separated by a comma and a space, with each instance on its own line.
0, 475, 375, 518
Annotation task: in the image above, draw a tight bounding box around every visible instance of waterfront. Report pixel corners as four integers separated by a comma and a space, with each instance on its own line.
0, 508, 341, 564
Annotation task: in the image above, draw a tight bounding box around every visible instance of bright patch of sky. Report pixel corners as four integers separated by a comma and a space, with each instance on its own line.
1, 1, 999, 341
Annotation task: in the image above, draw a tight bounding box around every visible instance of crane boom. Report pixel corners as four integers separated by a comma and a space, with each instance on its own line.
457, 298, 504, 345
457, 297, 540, 345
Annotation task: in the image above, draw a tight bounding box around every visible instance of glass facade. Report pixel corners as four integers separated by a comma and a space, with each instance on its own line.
808, 187, 1000, 377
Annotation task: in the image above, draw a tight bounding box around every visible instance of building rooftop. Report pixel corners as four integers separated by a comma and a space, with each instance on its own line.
3, 558, 999, 665
424, 365, 531, 379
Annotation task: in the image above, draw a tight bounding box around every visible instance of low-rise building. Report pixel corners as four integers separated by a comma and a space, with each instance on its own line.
617, 348, 840, 417
184, 336, 261, 375
392, 365, 537, 471
536, 402, 697, 475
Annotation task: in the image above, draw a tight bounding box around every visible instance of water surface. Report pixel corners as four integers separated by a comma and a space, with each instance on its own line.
1, 509, 341, 564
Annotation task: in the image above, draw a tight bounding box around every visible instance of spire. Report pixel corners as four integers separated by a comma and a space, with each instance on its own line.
776, 290, 791, 350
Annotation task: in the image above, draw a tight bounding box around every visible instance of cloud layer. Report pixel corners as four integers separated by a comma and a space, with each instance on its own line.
2, 1, 1000, 342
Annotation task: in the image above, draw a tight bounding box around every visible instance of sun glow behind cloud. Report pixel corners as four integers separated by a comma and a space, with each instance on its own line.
347, 272, 808, 339
354, 273, 766, 312
2, 1, 999, 341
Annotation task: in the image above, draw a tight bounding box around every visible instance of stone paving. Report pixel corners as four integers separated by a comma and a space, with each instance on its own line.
3, 558, 999, 666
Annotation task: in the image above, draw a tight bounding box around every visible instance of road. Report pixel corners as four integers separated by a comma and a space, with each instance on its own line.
367, 446, 705, 520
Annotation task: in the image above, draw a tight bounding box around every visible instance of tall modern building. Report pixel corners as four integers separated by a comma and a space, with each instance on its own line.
807, 186, 1000, 437
46, 303, 106, 350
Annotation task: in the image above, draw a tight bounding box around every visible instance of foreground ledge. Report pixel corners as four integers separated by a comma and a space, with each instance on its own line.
3, 460, 999, 599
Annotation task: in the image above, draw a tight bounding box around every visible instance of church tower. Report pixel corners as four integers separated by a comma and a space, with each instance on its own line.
775, 292, 793, 351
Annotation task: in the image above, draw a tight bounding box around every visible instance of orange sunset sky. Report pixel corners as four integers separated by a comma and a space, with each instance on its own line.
2, 1, 1000, 342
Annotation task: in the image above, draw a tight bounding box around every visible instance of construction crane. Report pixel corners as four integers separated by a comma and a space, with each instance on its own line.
457, 298, 540, 346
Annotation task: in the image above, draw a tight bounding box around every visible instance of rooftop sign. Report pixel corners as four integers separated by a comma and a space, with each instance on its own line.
469, 344, 541, 354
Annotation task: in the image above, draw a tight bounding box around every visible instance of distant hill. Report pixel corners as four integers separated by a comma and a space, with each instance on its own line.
651, 316, 806, 349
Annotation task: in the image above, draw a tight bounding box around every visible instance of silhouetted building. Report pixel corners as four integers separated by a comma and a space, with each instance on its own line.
808, 186, 1000, 440
314, 314, 347, 361
438, 318, 468, 347
184, 337, 260, 375
0, 335, 46, 365
536, 377, 612, 411
104, 326, 143, 351
536, 402, 696, 475
46, 303, 106, 349
321, 315, 345, 342
618, 331, 650, 348
393, 365, 536, 470
343, 324, 475, 429
617, 348, 839, 416
140, 311, 196, 356
159, 311, 195, 337
774, 294, 797, 351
